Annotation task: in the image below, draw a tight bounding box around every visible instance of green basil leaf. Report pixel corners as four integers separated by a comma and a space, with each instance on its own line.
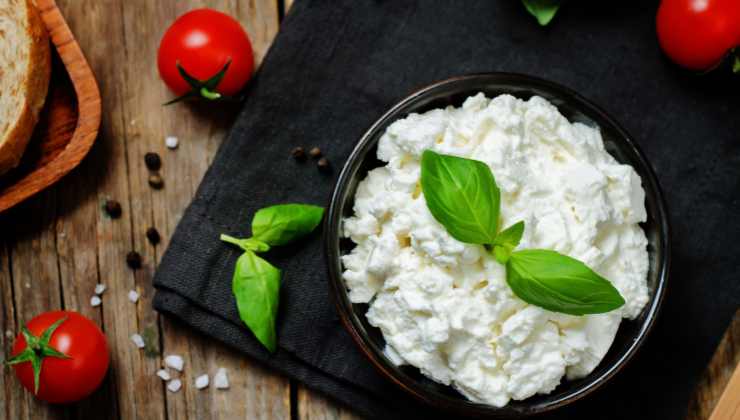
522, 0, 561, 26
494, 221, 525, 248
733, 56, 740, 74
420, 150, 500, 244
506, 249, 625, 315
251, 204, 324, 246
493, 245, 512, 265
220, 234, 271, 253
232, 251, 281, 353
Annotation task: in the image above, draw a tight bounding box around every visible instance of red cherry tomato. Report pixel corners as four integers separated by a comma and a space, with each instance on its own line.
10, 311, 110, 403
158, 8, 254, 99
656, 0, 740, 71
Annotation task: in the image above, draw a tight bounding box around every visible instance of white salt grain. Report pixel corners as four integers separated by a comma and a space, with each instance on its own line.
90, 296, 102, 307
214, 367, 229, 389
167, 379, 182, 393
165, 136, 179, 149
94, 284, 107, 295
164, 354, 184, 372
131, 334, 145, 349
195, 374, 209, 390
128, 290, 140, 303
156, 369, 171, 381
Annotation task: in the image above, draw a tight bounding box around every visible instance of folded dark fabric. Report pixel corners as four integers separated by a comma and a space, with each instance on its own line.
153, 1, 740, 418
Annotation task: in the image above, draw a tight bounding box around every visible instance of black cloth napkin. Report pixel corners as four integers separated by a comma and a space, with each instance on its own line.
153, 1, 740, 418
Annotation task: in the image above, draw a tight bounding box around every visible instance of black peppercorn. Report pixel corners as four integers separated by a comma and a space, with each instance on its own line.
103, 199, 122, 218
146, 227, 160, 245
148, 174, 164, 189
290, 147, 306, 161
309, 147, 322, 159
126, 251, 142, 269
317, 157, 331, 173
144, 152, 162, 171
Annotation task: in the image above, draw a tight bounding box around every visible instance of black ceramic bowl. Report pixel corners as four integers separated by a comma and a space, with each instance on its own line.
325, 73, 670, 418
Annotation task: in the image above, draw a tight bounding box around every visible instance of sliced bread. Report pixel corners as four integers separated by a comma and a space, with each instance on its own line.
0, 0, 51, 175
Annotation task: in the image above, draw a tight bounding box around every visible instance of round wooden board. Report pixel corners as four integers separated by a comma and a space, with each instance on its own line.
0, 0, 101, 213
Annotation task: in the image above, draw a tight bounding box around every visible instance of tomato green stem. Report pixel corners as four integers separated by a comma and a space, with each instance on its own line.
220, 234, 243, 248
164, 59, 232, 105
4, 317, 71, 394
199, 87, 222, 100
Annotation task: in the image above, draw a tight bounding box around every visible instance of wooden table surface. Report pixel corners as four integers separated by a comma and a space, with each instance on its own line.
0, 1, 736, 419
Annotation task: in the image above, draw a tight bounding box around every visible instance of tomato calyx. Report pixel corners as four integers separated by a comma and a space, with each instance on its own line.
164, 59, 235, 105
4, 317, 71, 394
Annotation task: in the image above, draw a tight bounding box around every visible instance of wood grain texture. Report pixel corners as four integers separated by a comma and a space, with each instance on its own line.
1, 0, 291, 418
297, 385, 359, 420
688, 310, 740, 420
709, 363, 740, 420
1, 233, 19, 419
0, 0, 101, 213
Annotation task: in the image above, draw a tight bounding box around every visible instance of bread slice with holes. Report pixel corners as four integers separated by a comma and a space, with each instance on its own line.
0, 0, 51, 175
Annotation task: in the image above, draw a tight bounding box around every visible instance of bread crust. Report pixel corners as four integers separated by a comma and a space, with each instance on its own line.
0, 0, 51, 175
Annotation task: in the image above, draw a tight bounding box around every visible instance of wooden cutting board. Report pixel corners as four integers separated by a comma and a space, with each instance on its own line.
709, 363, 740, 420
0, 0, 101, 213
688, 310, 740, 420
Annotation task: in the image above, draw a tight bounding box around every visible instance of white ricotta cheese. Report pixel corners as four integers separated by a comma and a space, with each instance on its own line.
342, 93, 649, 407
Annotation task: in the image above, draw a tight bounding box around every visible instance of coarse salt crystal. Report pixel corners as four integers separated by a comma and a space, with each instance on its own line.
131, 333, 145, 349
94, 284, 107, 295
128, 290, 140, 303
195, 374, 209, 390
164, 354, 184, 371
214, 367, 229, 389
167, 379, 182, 393
90, 296, 102, 307
156, 369, 171, 381
165, 136, 179, 149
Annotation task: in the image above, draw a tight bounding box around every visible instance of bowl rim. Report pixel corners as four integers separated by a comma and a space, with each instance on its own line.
324, 72, 671, 417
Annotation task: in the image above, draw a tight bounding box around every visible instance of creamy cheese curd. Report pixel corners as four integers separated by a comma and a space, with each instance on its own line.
341, 93, 650, 407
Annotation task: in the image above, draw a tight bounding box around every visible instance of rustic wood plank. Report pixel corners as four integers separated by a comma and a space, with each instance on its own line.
152, 1, 289, 418
709, 362, 740, 420
79, 0, 290, 419
1, 234, 19, 420
5, 0, 347, 418
0, 192, 69, 420
687, 310, 740, 420
54, 152, 119, 419
297, 385, 359, 420
52, 0, 169, 418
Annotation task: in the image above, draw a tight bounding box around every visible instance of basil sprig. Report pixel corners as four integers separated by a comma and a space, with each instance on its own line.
420, 150, 500, 244
507, 250, 625, 315
221, 204, 324, 352
420, 150, 624, 316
